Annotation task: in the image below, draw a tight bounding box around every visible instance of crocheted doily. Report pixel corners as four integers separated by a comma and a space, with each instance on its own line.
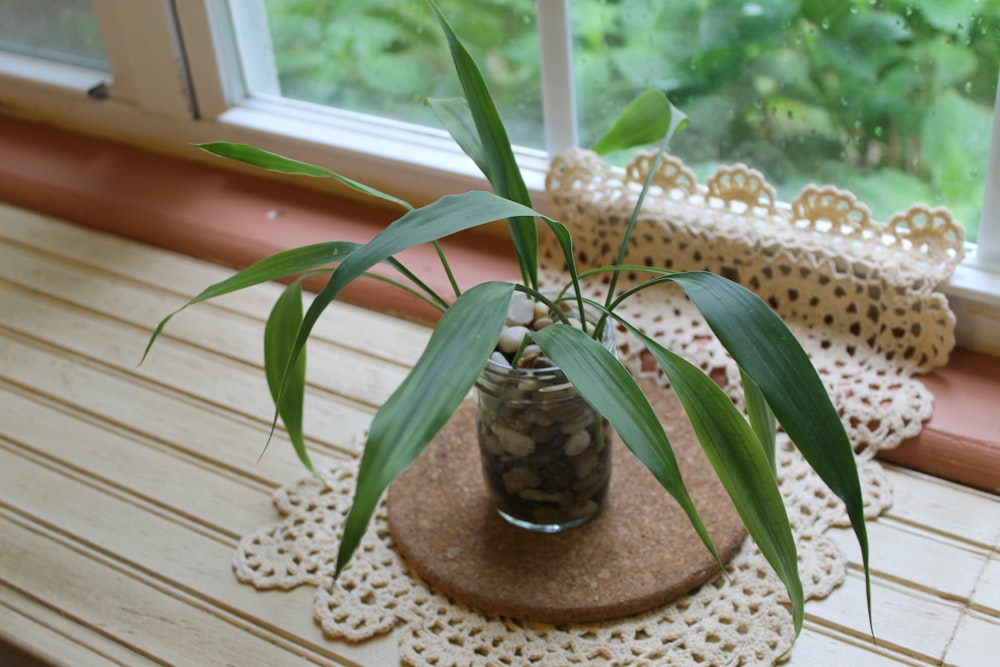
233, 150, 964, 666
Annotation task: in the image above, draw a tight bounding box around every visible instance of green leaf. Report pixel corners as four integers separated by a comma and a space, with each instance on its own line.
668, 271, 872, 625
264, 279, 314, 477
336, 281, 514, 574
427, 96, 489, 177
627, 324, 803, 638
197, 142, 414, 212
142, 241, 360, 363
427, 0, 538, 289
590, 89, 689, 156
275, 192, 548, 505
529, 323, 725, 572
741, 367, 777, 475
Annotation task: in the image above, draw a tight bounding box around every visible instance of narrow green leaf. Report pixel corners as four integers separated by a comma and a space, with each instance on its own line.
626, 323, 803, 638
537, 218, 587, 330
257, 192, 548, 496
263, 279, 315, 477
668, 271, 872, 624
142, 242, 360, 363
427, 97, 489, 177
427, 0, 538, 289
289, 192, 542, 384
590, 89, 689, 156
197, 142, 414, 211
530, 323, 725, 572
336, 281, 514, 574
741, 368, 777, 475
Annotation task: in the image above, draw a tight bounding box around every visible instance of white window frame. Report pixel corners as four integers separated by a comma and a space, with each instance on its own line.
0, 0, 997, 353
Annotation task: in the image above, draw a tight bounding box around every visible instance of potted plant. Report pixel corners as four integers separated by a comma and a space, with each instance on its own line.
144, 0, 871, 644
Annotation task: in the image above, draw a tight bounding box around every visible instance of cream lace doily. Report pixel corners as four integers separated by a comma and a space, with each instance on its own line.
233, 150, 964, 666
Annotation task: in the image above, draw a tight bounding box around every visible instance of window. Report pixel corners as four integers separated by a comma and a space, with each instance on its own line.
0, 0, 107, 71
0, 0, 997, 348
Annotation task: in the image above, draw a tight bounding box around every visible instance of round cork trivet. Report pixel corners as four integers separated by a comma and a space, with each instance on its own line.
386, 378, 747, 624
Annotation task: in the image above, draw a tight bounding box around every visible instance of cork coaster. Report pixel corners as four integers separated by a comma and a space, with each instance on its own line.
386, 379, 746, 625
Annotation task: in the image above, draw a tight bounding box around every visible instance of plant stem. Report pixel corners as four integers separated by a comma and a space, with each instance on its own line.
432, 240, 462, 299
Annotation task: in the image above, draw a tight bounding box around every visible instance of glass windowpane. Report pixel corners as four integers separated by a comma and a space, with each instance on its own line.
259, 0, 545, 148
572, 0, 1000, 243
0, 0, 108, 72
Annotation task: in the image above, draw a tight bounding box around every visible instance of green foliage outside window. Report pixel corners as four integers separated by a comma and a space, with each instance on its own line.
264, 0, 1000, 241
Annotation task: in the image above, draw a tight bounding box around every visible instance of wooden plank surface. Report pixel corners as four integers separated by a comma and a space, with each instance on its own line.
2, 203, 998, 666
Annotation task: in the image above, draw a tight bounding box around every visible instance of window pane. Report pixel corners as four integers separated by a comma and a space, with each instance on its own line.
572, 0, 1000, 243
0, 0, 108, 71
259, 0, 545, 149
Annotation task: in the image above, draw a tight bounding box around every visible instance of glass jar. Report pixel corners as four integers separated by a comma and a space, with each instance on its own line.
475, 310, 615, 532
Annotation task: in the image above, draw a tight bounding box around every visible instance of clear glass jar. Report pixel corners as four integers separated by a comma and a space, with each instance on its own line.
475, 309, 615, 532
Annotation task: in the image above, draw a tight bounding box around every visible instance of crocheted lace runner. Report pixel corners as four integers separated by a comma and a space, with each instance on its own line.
233, 150, 965, 666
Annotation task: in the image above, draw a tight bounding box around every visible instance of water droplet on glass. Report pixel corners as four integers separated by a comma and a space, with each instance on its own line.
874, 126, 884, 138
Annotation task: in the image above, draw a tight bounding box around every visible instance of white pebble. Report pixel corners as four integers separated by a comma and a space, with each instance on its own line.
564, 430, 591, 456
498, 325, 530, 353
506, 293, 535, 326
494, 425, 536, 456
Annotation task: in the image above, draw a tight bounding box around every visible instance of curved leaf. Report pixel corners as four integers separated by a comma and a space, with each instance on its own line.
427, 96, 488, 176
264, 279, 313, 477
197, 142, 413, 211
336, 281, 514, 574
668, 271, 871, 621
530, 323, 724, 571
142, 241, 360, 363
428, 0, 537, 288
590, 89, 689, 156
625, 322, 803, 638
741, 367, 777, 475
286, 192, 543, 398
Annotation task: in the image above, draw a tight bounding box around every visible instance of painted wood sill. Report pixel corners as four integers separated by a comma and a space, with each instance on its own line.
2, 115, 997, 494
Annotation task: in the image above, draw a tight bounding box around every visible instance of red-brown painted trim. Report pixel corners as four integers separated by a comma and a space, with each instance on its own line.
2, 115, 997, 494
881, 349, 1000, 494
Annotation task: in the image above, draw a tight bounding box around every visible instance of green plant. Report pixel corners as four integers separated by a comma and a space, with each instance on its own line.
144, 0, 871, 646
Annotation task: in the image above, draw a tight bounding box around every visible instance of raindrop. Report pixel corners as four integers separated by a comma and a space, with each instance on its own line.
874, 126, 884, 138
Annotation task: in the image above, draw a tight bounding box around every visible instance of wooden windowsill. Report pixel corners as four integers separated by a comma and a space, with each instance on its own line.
1, 114, 997, 494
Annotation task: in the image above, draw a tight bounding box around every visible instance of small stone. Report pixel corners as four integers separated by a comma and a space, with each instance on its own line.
506, 292, 535, 326
573, 449, 597, 478
516, 378, 541, 392
481, 432, 504, 456
561, 411, 595, 434
567, 500, 599, 519
532, 316, 554, 330
519, 488, 563, 503
531, 422, 560, 443
531, 356, 556, 369
498, 325, 530, 353
502, 466, 541, 494
564, 430, 591, 456
516, 344, 543, 367
489, 351, 511, 367
533, 300, 550, 322
493, 425, 535, 456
